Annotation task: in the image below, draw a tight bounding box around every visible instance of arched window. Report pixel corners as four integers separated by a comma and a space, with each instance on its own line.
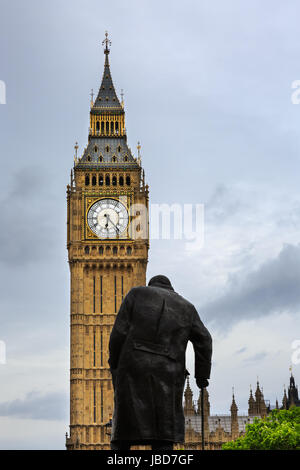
85, 246, 90, 254
101, 121, 104, 133
92, 175, 96, 186
116, 122, 119, 133
99, 174, 103, 186
99, 246, 103, 255
119, 176, 124, 186
117, 145, 121, 153
113, 246, 118, 255
106, 145, 110, 153
96, 122, 100, 132
124, 155, 128, 162
112, 176, 117, 186
126, 175, 131, 186
99, 155, 103, 162
106, 121, 109, 134
87, 154, 91, 162
105, 175, 110, 186
94, 145, 98, 153
112, 156, 117, 162
126, 246, 132, 255
111, 122, 114, 134
85, 175, 90, 186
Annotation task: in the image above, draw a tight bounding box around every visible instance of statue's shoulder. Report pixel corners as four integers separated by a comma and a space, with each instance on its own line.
128, 285, 168, 300
173, 291, 197, 311
127, 285, 149, 297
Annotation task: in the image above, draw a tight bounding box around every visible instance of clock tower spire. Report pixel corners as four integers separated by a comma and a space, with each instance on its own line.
66, 35, 149, 450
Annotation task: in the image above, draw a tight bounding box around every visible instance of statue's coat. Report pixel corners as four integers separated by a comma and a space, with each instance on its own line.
108, 278, 212, 443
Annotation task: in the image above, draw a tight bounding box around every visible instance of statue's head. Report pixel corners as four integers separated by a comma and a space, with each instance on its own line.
148, 275, 174, 290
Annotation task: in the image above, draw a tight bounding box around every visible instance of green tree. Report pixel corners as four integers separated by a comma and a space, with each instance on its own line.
222, 406, 300, 450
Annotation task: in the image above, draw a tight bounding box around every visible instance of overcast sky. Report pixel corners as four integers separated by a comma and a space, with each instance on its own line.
1, 0, 300, 449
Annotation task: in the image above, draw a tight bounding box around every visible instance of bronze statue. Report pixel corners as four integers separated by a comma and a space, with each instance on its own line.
108, 275, 212, 450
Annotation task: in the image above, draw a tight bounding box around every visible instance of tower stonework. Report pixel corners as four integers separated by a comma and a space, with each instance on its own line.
66, 36, 149, 450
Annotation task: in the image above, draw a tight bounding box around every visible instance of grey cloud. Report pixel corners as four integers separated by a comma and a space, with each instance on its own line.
235, 347, 247, 355
205, 184, 246, 224
0, 166, 57, 266
10, 166, 47, 200
202, 243, 300, 329
243, 352, 268, 363
0, 391, 68, 421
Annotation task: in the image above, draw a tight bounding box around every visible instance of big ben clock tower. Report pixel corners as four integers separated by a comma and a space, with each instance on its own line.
66, 34, 149, 450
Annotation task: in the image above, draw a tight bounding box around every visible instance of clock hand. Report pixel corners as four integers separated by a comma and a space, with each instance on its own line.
104, 213, 110, 229
101, 214, 108, 231
105, 214, 119, 232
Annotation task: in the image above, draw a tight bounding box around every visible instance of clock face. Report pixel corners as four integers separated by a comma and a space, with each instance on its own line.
87, 198, 129, 238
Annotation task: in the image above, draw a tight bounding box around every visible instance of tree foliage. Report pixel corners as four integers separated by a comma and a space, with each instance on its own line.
222, 406, 300, 450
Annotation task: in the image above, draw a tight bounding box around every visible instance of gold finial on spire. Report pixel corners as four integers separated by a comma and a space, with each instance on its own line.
74, 141, 78, 162
90, 89, 94, 107
102, 31, 111, 55
120, 89, 124, 108
137, 141, 142, 166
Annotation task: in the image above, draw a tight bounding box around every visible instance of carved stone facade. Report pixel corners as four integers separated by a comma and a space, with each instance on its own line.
180, 374, 299, 450
179, 384, 259, 450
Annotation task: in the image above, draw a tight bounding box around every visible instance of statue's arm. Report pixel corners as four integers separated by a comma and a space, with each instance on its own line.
108, 293, 132, 372
189, 308, 212, 380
